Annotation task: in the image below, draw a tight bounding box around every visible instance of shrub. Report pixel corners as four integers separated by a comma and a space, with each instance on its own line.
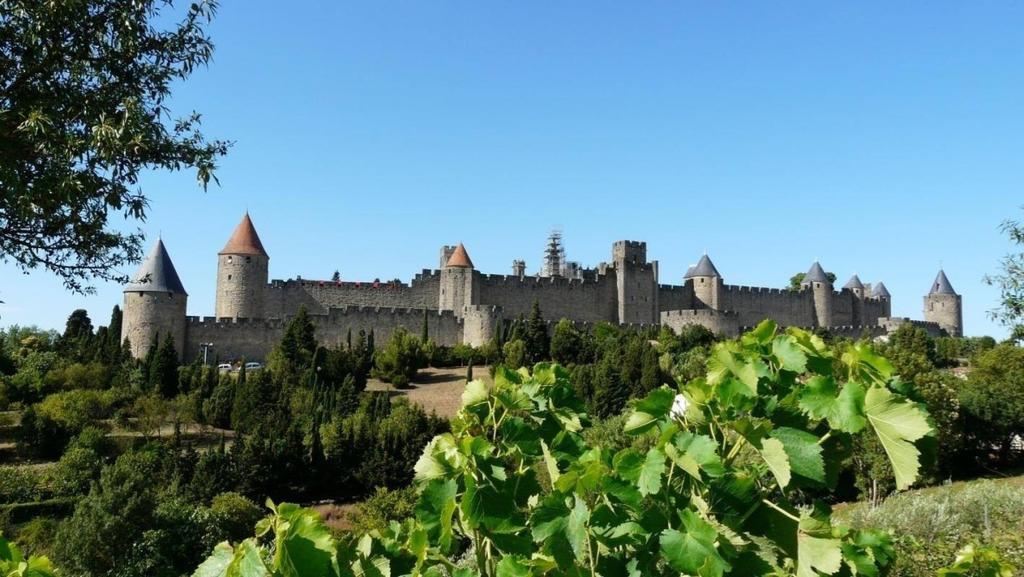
371, 328, 424, 388
0, 465, 50, 504
208, 492, 263, 543
346, 485, 418, 535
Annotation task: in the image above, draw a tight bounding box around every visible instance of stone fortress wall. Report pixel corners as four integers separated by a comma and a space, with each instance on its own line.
122, 214, 964, 363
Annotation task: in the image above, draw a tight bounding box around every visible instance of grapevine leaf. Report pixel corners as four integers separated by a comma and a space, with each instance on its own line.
273, 504, 336, 577
798, 377, 867, 433
231, 539, 270, 577
461, 379, 490, 408
191, 542, 234, 577
797, 512, 842, 577
624, 387, 675, 434
771, 427, 825, 485
659, 510, 731, 577
416, 479, 458, 551
638, 447, 667, 496
666, 431, 724, 480
773, 335, 808, 373
613, 449, 644, 482
760, 437, 791, 488
530, 496, 569, 543
540, 439, 560, 483
566, 497, 590, 562
864, 386, 932, 490
496, 556, 531, 577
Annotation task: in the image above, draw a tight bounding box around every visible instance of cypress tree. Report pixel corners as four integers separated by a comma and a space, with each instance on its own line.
421, 308, 429, 343
525, 300, 549, 363
346, 328, 352, 351
466, 361, 474, 382
150, 333, 179, 397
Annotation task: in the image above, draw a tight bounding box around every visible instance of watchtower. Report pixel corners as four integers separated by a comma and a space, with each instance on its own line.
613, 241, 658, 324
844, 274, 866, 326
122, 238, 188, 359
924, 270, 963, 337
439, 243, 477, 315
686, 254, 722, 311
801, 261, 834, 328
215, 213, 269, 319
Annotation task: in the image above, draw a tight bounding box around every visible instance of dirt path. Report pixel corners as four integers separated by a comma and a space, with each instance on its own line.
366, 366, 490, 418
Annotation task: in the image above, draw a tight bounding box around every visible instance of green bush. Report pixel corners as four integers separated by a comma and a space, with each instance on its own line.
836, 479, 1024, 577
371, 328, 424, 388
0, 465, 50, 504
346, 485, 418, 535
208, 492, 263, 543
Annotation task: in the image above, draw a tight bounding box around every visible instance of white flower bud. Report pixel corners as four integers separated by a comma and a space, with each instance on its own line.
670, 393, 689, 421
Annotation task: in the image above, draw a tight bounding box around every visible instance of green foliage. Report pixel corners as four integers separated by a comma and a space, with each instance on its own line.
372, 328, 425, 388
148, 333, 180, 397
959, 344, 1024, 465
0, 0, 228, 293
837, 478, 1024, 577
347, 486, 419, 535
502, 339, 528, 370
937, 545, 1016, 577
986, 211, 1024, 340
0, 533, 57, 577
192, 322, 933, 577
549, 319, 590, 365
790, 271, 837, 290
524, 300, 550, 364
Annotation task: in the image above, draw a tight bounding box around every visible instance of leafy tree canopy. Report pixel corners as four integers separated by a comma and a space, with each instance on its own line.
0, 0, 229, 293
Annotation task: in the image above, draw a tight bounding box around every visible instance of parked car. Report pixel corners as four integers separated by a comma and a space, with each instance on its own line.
217, 363, 233, 373
244, 361, 263, 371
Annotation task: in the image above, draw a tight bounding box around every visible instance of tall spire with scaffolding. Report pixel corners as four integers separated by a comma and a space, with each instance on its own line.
542, 229, 566, 277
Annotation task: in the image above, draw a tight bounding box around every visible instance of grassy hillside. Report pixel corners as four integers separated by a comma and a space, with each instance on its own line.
836, 475, 1024, 576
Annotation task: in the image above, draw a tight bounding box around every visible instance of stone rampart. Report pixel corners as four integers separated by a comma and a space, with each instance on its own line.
474, 271, 619, 322
262, 270, 441, 317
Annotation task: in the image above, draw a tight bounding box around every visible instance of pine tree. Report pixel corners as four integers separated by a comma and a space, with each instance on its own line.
525, 300, 549, 363
149, 333, 179, 397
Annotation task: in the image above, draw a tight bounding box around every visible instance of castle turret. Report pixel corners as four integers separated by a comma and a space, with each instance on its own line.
844, 274, 865, 325
613, 241, 658, 324
873, 281, 892, 317
924, 270, 963, 337
512, 260, 526, 278
122, 238, 188, 359
439, 243, 477, 315
686, 254, 722, 311
802, 261, 833, 328
215, 213, 269, 319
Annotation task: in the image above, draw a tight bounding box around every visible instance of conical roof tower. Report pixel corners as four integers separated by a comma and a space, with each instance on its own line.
445, 243, 474, 269
220, 212, 268, 257
124, 238, 188, 295
929, 270, 956, 295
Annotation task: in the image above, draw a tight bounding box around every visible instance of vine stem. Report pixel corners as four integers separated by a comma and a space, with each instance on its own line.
761, 498, 800, 523
817, 431, 832, 445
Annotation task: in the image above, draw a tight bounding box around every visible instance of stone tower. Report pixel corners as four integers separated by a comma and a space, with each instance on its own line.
873, 282, 892, 317
844, 274, 866, 325
924, 270, 963, 337
122, 238, 188, 359
687, 254, 722, 311
215, 213, 269, 319
439, 243, 477, 315
802, 261, 834, 328
613, 241, 658, 324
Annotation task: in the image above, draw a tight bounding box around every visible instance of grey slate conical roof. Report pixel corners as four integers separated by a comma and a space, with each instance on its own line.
685, 254, 720, 278
873, 282, 890, 298
802, 261, 830, 285
124, 238, 188, 295
930, 270, 956, 295
843, 274, 864, 290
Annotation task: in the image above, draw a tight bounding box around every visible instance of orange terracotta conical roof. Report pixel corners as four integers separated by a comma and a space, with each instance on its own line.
219, 213, 268, 257
445, 243, 474, 269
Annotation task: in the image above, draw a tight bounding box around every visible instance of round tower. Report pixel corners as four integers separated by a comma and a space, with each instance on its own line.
439, 243, 476, 315
686, 254, 722, 310
122, 238, 188, 359
843, 274, 866, 325
924, 270, 963, 337
215, 213, 269, 319
873, 281, 892, 317
801, 261, 834, 328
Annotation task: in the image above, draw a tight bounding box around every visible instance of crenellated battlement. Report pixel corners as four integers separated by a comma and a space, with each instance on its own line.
661, 309, 739, 319
723, 284, 797, 296
476, 271, 611, 287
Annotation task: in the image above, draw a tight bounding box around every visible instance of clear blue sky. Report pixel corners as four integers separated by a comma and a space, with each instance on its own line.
2, 2, 1022, 337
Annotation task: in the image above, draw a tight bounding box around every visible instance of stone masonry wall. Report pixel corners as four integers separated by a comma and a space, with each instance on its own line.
262, 271, 440, 318
658, 284, 694, 313
123, 291, 188, 360
474, 272, 619, 322
719, 285, 817, 327
661, 309, 740, 337
183, 306, 462, 363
